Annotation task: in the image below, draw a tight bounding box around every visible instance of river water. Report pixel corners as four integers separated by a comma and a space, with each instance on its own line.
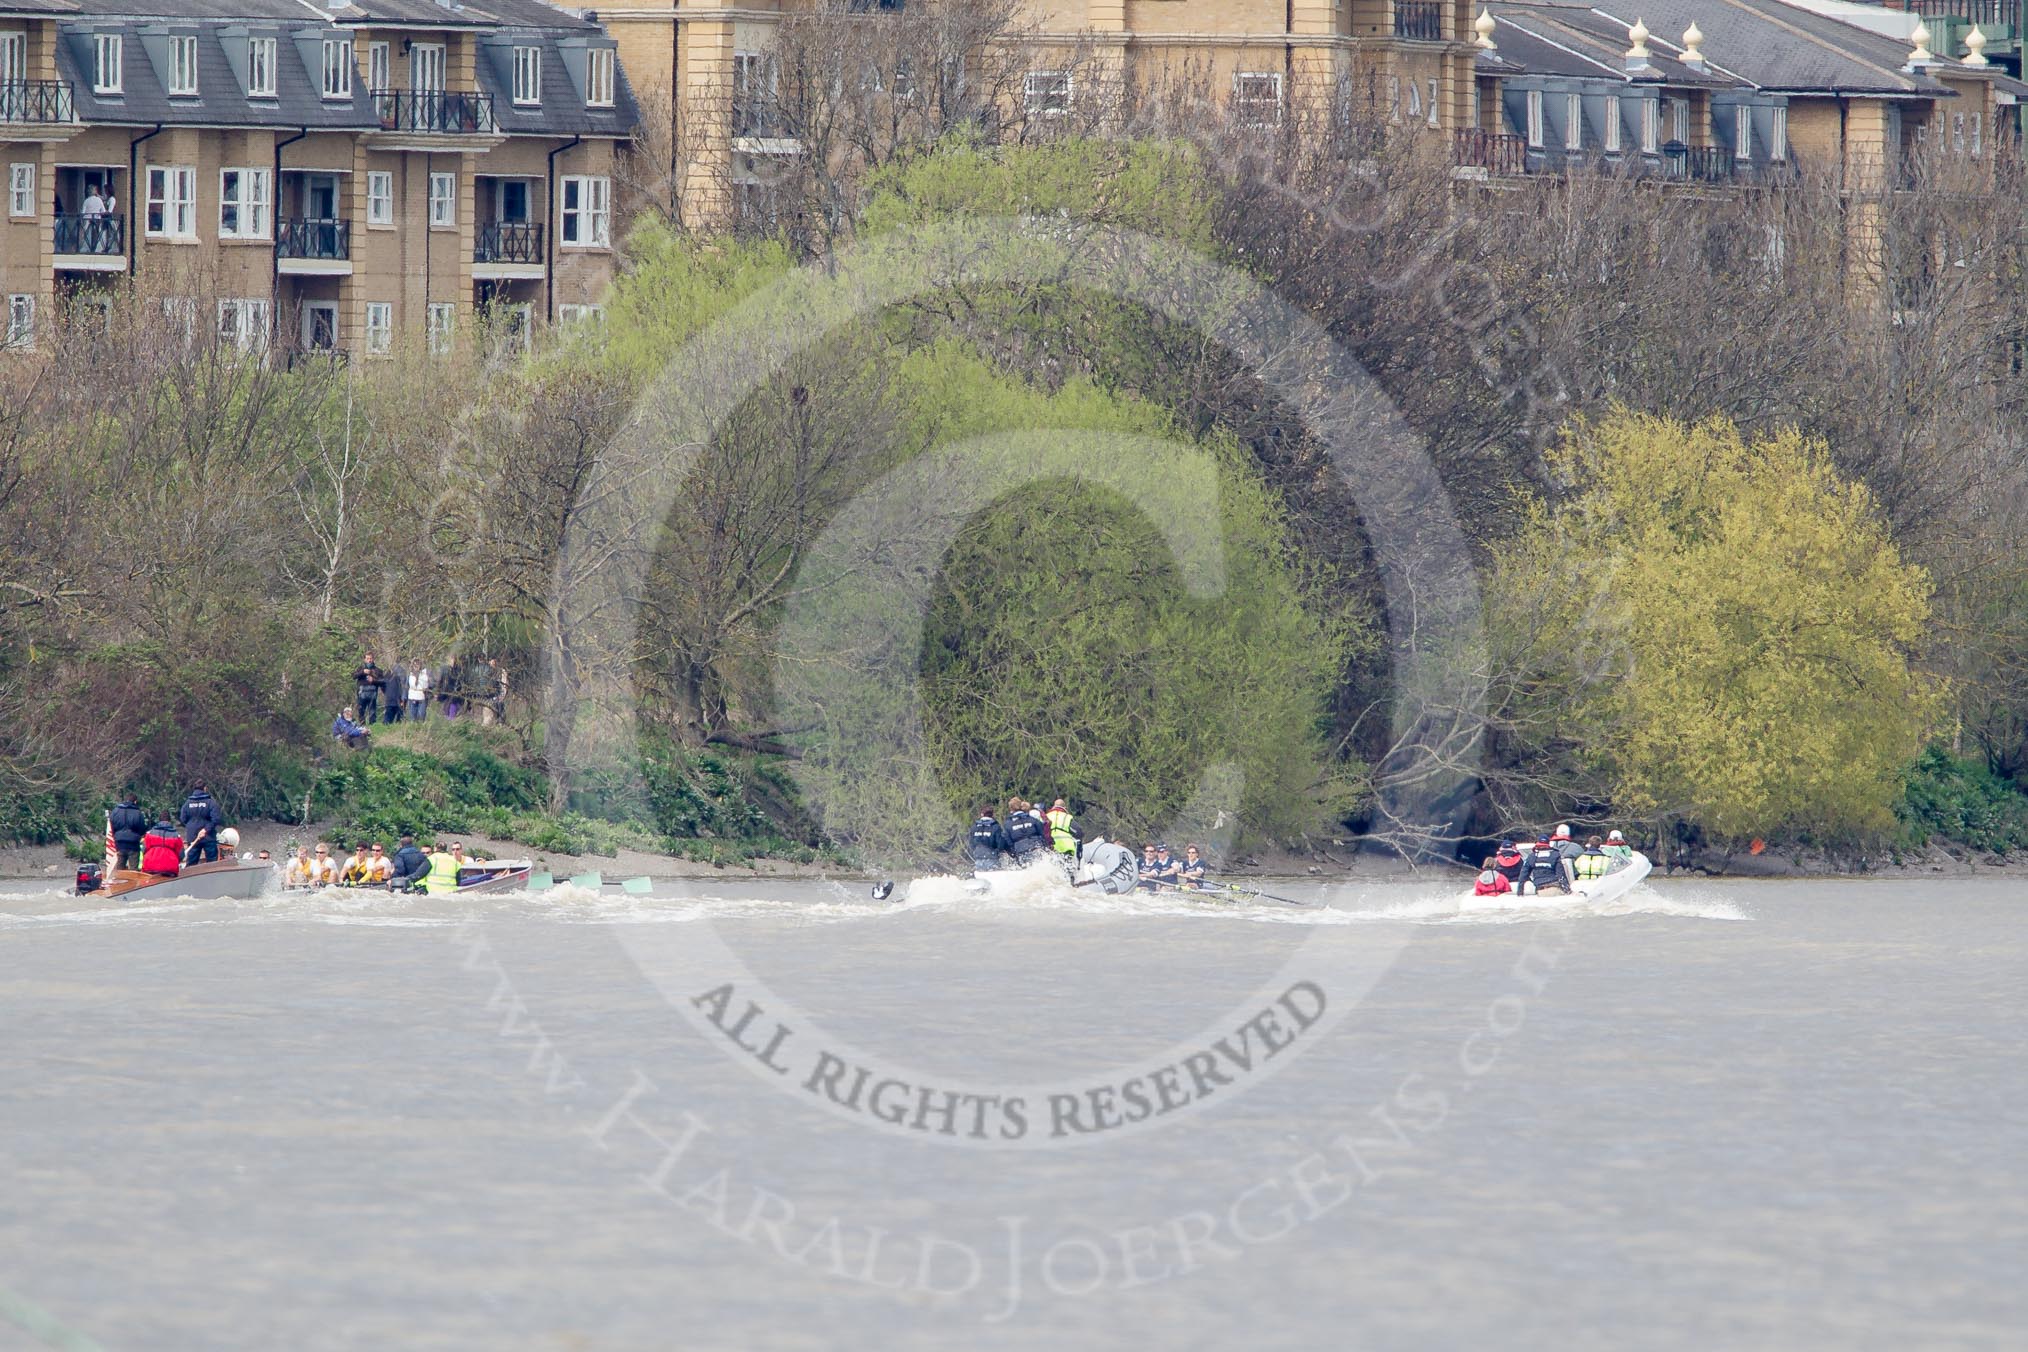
0, 872, 2020, 1351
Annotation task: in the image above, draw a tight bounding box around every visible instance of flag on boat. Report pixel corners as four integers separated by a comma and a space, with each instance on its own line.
104, 811, 116, 874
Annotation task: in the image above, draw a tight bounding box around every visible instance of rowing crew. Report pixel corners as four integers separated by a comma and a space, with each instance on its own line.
1474, 824, 1634, 896
967, 798, 1080, 868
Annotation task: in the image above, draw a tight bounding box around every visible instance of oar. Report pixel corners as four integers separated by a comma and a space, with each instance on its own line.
1184, 879, 1312, 908
620, 876, 652, 895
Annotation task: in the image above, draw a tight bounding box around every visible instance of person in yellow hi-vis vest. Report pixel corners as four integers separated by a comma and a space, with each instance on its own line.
422, 845, 460, 894
1046, 799, 1080, 858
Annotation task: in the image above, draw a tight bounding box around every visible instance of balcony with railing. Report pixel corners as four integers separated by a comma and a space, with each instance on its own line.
369, 90, 497, 136
276, 218, 351, 263
52, 212, 124, 259
1909, 0, 2008, 27
1394, 0, 1445, 40
1661, 142, 1736, 183
475, 222, 544, 265
0, 80, 76, 125
1452, 128, 1528, 176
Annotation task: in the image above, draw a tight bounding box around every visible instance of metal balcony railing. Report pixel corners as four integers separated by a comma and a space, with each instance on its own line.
370, 89, 497, 135
1453, 128, 1528, 175
475, 221, 543, 264
52, 212, 124, 255
1394, 0, 1445, 41
1661, 142, 1737, 182
1909, 0, 2007, 27
0, 80, 76, 123
276, 217, 350, 261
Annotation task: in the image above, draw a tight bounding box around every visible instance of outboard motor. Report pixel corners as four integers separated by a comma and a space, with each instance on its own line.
75, 863, 103, 895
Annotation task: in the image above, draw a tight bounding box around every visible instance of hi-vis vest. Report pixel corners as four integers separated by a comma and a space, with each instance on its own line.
1572, 850, 1610, 881
423, 851, 459, 893
1046, 807, 1076, 853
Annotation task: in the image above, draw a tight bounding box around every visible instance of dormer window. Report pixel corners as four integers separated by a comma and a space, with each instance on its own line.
1565, 93, 1582, 151
94, 33, 123, 94
1735, 105, 1752, 161
513, 46, 541, 106
168, 36, 198, 97
248, 36, 276, 98
586, 47, 614, 108
322, 38, 353, 100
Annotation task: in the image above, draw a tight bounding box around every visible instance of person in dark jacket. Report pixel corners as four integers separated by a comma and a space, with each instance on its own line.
968, 810, 1010, 870
383, 658, 406, 724
109, 793, 148, 871
1004, 798, 1049, 858
1521, 836, 1571, 894
141, 815, 184, 876
179, 783, 223, 865
1487, 841, 1526, 885
352, 653, 384, 723
386, 835, 431, 891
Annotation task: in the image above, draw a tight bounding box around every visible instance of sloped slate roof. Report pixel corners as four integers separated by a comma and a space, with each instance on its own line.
1492, 3, 1746, 86
475, 30, 638, 137
55, 22, 376, 128
1590, 0, 1946, 93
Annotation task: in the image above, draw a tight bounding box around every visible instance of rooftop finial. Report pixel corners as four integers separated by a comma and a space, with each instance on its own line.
1908, 20, 1935, 68
1682, 20, 1706, 66
1964, 24, 1990, 65
1475, 7, 1498, 49
1627, 17, 1653, 70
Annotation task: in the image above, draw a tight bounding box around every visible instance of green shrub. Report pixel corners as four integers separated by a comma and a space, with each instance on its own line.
1898, 745, 2028, 854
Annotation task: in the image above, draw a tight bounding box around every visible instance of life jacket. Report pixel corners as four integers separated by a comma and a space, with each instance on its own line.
1045, 807, 1077, 853
1492, 848, 1525, 882
422, 851, 459, 894
968, 816, 1005, 862
1524, 846, 1567, 889
1474, 872, 1512, 896
1006, 812, 1046, 853
1572, 848, 1610, 881
343, 855, 372, 883
1602, 842, 1634, 859
140, 829, 184, 875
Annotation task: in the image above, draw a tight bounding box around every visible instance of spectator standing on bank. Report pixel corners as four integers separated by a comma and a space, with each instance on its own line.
406, 663, 430, 722
352, 653, 384, 723
383, 657, 406, 724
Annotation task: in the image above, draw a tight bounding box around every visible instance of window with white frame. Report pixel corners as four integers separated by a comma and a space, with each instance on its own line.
217, 297, 270, 351
93, 33, 122, 93
1023, 69, 1070, 117
558, 303, 606, 328
587, 47, 615, 107
1970, 111, 1981, 156
167, 35, 198, 96
1771, 106, 1788, 160
1735, 105, 1751, 160
1565, 93, 1582, 151
248, 37, 277, 98
1672, 97, 1689, 144
1641, 99, 1658, 153
145, 165, 195, 237
1427, 78, 1440, 128
365, 302, 393, 356
368, 40, 389, 92
1954, 111, 1966, 152
0, 32, 22, 85
1605, 95, 1622, 153
1526, 89, 1543, 147
559, 175, 610, 247
1388, 74, 1401, 122
8, 163, 31, 218
367, 171, 393, 225
427, 302, 454, 356
513, 46, 541, 105
732, 51, 779, 135
322, 38, 353, 100
1233, 72, 1282, 128
218, 168, 270, 239
429, 172, 456, 228
6, 294, 33, 348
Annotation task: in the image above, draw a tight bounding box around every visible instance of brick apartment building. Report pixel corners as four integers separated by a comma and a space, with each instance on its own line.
0, 0, 636, 358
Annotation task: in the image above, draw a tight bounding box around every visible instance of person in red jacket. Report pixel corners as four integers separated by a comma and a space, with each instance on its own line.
140, 814, 184, 877
1473, 868, 1512, 897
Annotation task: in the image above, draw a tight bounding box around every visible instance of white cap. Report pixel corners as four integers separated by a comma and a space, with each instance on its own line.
1553, 823, 1571, 839
1608, 829, 1624, 841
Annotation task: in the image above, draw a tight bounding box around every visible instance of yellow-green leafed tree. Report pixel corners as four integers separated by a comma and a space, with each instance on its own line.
1490, 411, 1935, 841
